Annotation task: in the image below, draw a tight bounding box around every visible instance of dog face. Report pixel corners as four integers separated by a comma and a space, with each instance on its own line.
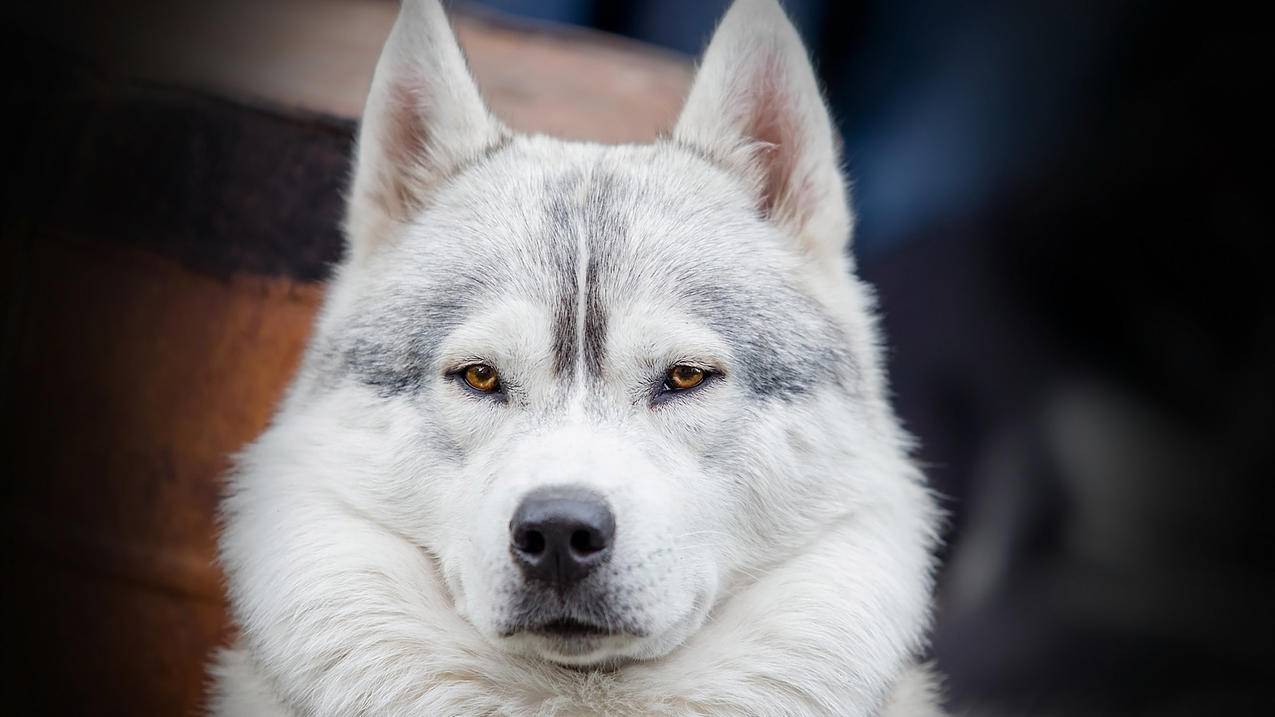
324, 138, 866, 666
226, 0, 899, 674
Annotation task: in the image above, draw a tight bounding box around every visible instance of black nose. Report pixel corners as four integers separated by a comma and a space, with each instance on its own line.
510, 487, 615, 589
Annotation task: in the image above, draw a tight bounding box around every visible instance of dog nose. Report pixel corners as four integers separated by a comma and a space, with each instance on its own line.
510, 487, 615, 588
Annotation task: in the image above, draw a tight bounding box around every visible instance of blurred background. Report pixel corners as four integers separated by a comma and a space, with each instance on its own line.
3, 0, 1270, 714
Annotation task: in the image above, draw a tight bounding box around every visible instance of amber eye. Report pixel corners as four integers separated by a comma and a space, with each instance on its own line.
665, 364, 706, 391
462, 364, 501, 393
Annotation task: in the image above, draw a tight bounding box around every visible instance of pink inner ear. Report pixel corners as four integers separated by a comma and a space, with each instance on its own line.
744, 58, 810, 229
376, 76, 433, 221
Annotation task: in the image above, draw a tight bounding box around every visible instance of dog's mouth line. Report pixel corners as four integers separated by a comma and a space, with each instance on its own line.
506, 617, 625, 639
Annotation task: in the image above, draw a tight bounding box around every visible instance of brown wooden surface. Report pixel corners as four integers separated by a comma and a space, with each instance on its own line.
4, 2, 689, 713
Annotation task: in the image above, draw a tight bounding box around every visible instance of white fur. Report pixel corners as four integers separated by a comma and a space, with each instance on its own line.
212, 1, 943, 714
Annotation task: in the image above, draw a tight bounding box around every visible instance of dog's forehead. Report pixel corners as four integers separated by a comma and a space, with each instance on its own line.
343, 138, 853, 399
424, 138, 769, 273
390, 137, 812, 313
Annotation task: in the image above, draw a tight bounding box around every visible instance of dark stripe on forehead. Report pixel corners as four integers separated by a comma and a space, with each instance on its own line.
546, 173, 580, 376
581, 172, 624, 375
551, 285, 578, 375
544, 168, 627, 377
583, 250, 608, 374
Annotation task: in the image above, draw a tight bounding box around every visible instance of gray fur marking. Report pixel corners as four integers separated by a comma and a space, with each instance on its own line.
545, 172, 582, 377
334, 148, 853, 403
545, 169, 625, 377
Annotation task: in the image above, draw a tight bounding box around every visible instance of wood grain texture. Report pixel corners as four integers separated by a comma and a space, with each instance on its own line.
3, 1, 691, 712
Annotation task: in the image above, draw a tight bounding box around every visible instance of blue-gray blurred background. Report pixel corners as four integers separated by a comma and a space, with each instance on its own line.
465, 1, 1271, 714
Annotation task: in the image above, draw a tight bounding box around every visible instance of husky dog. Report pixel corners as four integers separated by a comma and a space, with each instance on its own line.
211, 0, 942, 714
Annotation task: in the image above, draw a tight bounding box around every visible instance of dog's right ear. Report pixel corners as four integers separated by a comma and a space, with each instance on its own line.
345, 0, 506, 263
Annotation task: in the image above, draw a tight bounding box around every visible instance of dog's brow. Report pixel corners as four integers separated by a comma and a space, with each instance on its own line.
675, 279, 857, 401
543, 169, 625, 379
534, 156, 855, 401
546, 172, 582, 376
581, 175, 619, 376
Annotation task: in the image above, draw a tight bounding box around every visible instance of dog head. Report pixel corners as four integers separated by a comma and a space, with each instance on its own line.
242, 0, 899, 670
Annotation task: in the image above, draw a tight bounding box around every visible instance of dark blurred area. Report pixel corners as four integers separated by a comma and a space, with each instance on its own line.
4, 0, 1271, 714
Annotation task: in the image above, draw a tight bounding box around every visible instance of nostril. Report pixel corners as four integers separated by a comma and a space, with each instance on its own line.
515, 528, 546, 555
570, 528, 603, 555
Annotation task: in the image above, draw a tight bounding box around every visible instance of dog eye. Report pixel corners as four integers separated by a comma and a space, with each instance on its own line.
461, 364, 501, 393
664, 365, 706, 392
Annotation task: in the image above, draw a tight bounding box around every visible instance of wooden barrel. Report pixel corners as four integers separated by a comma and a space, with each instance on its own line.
3, 1, 690, 712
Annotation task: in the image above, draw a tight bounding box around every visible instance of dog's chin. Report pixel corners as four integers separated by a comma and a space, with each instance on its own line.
494, 618, 645, 668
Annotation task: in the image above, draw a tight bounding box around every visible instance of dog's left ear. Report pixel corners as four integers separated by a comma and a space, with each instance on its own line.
675, 0, 852, 265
